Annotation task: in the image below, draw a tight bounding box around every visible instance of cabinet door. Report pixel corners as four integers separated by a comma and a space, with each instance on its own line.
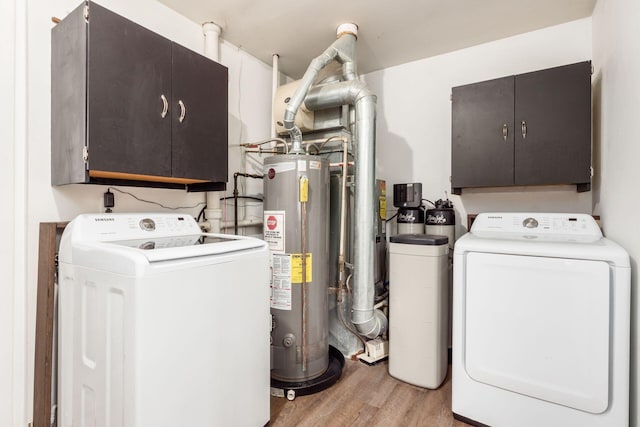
514, 61, 591, 186
171, 43, 228, 181
87, 2, 172, 177
451, 76, 514, 190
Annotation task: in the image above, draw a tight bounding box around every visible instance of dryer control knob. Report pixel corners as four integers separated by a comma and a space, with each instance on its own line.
523, 217, 539, 229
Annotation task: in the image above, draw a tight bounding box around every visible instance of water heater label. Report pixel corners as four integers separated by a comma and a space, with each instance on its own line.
263, 210, 286, 252
309, 161, 322, 170
291, 253, 312, 283
379, 196, 387, 220
265, 161, 295, 174
271, 253, 292, 310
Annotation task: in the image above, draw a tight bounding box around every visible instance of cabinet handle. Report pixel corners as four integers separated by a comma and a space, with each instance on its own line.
178, 100, 186, 123
521, 120, 527, 139
160, 94, 168, 118
502, 124, 508, 142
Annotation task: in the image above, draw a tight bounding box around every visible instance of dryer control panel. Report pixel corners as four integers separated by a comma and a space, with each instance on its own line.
471, 213, 602, 238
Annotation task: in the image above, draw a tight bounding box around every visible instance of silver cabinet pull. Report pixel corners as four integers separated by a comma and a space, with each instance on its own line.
521, 120, 527, 139
502, 124, 508, 141
160, 94, 168, 118
178, 100, 186, 123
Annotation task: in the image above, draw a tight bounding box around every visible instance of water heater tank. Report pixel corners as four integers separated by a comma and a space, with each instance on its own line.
263, 154, 330, 382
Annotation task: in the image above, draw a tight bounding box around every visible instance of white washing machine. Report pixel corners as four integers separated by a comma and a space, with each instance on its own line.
57, 213, 270, 427
452, 212, 630, 427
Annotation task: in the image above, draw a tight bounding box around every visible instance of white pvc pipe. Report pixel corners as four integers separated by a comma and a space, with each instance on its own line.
203, 22, 224, 232
203, 22, 221, 64
271, 54, 279, 138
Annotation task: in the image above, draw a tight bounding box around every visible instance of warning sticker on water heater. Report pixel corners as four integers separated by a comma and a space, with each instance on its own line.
291, 253, 312, 283
271, 253, 292, 310
309, 160, 322, 170
263, 210, 285, 252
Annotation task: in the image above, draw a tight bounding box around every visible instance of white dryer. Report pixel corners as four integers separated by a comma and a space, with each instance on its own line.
57, 213, 270, 427
452, 213, 630, 427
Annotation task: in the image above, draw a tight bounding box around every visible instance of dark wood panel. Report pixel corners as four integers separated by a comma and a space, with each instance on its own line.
52, 2, 229, 190
51, 3, 87, 185
33, 222, 68, 427
514, 61, 592, 186
451, 76, 514, 190
87, 1, 172, 177
171, 43, 228, 182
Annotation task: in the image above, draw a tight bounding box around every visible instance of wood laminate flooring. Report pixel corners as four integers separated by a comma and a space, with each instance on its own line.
270, 359, 469, 427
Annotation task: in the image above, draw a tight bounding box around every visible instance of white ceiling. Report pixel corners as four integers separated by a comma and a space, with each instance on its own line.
158, 0, 596, 78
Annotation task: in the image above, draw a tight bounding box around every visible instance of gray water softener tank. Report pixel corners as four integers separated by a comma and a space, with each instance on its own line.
388, 234, 449, 389
425, 202, 456, 349
425, 207, 455, 251
397, 207, 425, 234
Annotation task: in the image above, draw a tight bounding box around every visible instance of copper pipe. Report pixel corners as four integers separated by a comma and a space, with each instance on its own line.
301, 199, 308, 372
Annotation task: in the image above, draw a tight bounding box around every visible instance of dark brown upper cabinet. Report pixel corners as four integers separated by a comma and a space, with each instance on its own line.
51, 1, 228, 191
451, 61, 592, 194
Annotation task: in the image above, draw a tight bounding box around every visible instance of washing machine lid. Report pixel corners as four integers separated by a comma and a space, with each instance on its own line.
59, 213, 266, 265
102, 234, 264, 262
457, 213, 630, 267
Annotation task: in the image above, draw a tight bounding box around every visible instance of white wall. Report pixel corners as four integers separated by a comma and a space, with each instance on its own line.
592, 0, 640, 425
364, 19, 593, 237
1, 0, 27, 425
3, 0, 275, 424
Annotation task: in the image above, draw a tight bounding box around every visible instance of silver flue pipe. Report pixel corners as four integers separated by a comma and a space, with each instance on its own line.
283, 24, 357, 153
285, 23, 387, 339
306, 82, 386, 339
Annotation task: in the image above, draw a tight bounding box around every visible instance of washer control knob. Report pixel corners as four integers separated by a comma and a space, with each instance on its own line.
522, 217, 539, 229
139, 218, 156, 231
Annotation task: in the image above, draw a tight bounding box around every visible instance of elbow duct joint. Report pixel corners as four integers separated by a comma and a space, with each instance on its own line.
353, 309, 388, 339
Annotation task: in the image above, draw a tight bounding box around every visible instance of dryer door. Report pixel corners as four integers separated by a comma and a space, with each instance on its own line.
464, 252, 610, 413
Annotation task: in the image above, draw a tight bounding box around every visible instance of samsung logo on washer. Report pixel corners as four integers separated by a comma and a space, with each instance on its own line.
94, 218, 115, 221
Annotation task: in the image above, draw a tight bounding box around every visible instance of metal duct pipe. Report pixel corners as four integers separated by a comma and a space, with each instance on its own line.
285, 24, 387, 339
305, 80, 369, 111
351, 94, 387, 338
283, 26, 357, 153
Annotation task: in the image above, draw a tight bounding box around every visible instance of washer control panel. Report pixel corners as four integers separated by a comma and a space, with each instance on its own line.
471, 213, 602, 238
72, 213, 202, 241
